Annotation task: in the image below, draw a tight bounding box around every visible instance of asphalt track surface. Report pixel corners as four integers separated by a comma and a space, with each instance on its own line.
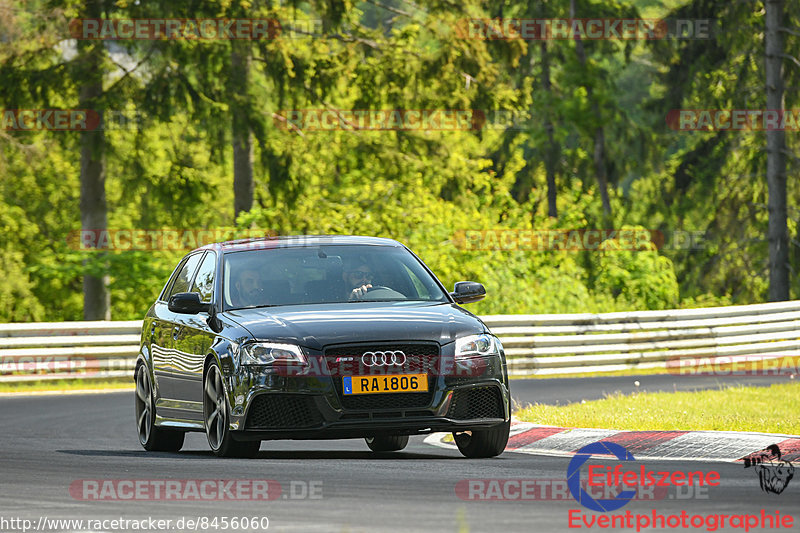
1, 376, 798, 533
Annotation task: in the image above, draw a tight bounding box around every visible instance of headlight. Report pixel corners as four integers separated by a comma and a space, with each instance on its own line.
239, 342, 307, 365
455, 334, 501, 358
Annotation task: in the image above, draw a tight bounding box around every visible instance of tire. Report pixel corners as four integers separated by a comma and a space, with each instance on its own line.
365, 434, 409, 452
134, 365, 185, 452
203, 361, 260, 458
453, 419, 510, 458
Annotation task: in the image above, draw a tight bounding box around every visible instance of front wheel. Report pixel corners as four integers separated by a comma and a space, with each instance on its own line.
203, 361, 260, 458
453, 419, 510, 458
134, 365, 185, 452
365, 434, 409, 452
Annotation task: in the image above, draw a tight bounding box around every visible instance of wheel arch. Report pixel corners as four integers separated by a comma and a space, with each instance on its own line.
202, 339, 240, 414
202, 337, 236, 382
135, 344, 151, 381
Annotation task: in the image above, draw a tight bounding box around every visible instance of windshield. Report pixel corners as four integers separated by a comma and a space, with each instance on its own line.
222, 244, 449, 310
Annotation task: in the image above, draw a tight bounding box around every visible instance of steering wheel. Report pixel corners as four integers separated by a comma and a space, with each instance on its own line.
362, 286, 406, 300
366, 285, 392, 292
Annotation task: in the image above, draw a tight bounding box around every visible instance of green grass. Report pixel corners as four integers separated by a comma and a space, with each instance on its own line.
515, 382, 800, 435
0, 377, 132, 394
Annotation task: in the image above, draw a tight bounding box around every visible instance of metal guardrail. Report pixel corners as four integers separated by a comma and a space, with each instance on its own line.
2, 301, 799, 382
0, 320, 141, 382
485, 300, 800, 376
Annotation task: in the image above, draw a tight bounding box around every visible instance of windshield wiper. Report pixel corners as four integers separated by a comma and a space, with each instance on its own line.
236, 304, 281, 310
344, 299, 408, 303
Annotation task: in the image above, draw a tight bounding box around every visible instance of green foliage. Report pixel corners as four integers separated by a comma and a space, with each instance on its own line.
0, 205, 45, 321
1, 0, 795, 321
594, 229, 679, 310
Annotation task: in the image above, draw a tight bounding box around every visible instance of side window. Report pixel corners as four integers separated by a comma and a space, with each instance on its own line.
159, 258, 188, 301
190, 252, 216, 303
168, 253, 203, 298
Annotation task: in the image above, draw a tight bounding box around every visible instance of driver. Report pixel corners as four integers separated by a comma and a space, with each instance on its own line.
234, 267, 265, 307
342, 261, 374, 301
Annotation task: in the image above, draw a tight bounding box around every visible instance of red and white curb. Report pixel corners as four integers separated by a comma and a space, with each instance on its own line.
424, 420, 800, 463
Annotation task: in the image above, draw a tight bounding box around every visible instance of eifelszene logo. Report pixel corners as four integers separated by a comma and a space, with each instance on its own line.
567, 442, 637, 512
744, 444, 795, 494
567, 441, 721, 512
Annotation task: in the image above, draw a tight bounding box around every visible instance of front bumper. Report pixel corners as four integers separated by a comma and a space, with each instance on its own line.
225, 352, 510, 440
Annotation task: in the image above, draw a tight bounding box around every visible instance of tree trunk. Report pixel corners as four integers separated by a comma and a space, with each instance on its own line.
592, 126, 611, 215
540, 40, 559, 218
570, 0, 612, 216
231, 40, 254, 221
79, 0, 110, 320
765, 0, 789, 300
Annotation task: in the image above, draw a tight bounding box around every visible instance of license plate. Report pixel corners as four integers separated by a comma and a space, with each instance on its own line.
342, 374, 428, 395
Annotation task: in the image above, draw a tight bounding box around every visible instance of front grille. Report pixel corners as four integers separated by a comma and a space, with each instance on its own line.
324, 342, 441, 376
246, 394, 324, 429
340, 392, 432, 410
447, 387, 504, 420
324, 343, 439, 411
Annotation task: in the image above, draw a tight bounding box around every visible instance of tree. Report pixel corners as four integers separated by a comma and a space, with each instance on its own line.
642, 0, 800, 303
0, 0, 115, 319
570, 0, 611, 216
540, 38, 559, 218
6, 0, 782, 321
765, 0, 789, 300
231, 39, 254, 219
78, 0, 110, 320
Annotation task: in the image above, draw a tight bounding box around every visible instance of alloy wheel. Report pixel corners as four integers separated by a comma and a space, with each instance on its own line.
204, 365, 227, 451
135, 366, 153, 445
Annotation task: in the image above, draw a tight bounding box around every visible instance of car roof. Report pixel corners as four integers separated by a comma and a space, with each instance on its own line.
196, 235, 403, 254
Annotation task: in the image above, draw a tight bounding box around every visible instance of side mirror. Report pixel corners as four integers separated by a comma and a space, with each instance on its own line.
168, 292, 210, 314
450, 281, 486, 304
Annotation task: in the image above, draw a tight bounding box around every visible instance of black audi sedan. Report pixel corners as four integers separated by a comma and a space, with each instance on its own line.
135, 236, 510, 458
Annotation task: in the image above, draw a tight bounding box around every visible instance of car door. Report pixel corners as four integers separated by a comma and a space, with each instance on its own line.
170, 250, 219, 415
149, 253, 194, 395
155, 251, 204, 404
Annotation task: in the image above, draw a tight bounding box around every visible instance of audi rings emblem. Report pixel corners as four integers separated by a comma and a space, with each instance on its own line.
362, 350, 406, 366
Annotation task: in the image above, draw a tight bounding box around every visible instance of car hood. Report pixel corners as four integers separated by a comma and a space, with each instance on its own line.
225, 302, 487, 350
